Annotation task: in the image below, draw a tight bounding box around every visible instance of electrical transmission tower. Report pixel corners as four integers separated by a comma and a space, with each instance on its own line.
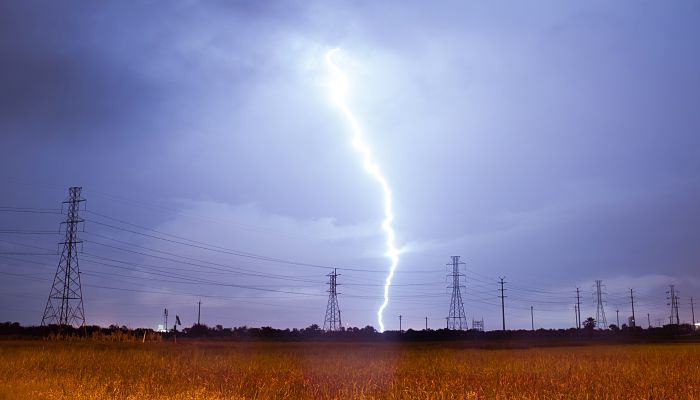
41, 187, 86, 327
667, 285, 680, 325
446, 256, 467, 330
594, 280, 607, 329
323, 268, 341, 331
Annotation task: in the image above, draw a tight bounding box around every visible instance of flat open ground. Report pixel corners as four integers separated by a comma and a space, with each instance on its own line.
0, 340, 698, 399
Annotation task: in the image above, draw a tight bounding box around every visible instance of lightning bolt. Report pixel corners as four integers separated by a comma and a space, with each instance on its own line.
325, 48, 399, 333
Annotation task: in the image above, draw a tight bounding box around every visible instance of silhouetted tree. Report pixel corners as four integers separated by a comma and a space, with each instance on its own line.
360, 325, 376, 334
188, 323, 209, 337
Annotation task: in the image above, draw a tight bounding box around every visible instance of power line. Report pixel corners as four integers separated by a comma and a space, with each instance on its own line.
0, 230, 60, 235
83, 209, 449, 275
0, 252, 57, 256
1, 193, 689, 328
83, 213, 411, 274
0, 238, 58, 253
79, 267, 325, 297
81, 238, 326, 284
83, 219, 339, 270
79, 230, 441, 290
0, 207, 62, 214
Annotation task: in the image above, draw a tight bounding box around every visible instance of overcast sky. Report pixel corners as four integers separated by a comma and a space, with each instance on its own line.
1, 1, 699, 331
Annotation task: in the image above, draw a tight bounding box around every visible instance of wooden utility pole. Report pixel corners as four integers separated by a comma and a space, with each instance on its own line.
630, 289, 636, 327
576, 288, 581, 329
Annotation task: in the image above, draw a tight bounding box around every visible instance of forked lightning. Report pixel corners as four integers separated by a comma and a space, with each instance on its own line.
325, 48, 399, 332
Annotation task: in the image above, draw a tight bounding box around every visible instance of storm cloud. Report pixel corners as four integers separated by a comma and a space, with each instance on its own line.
1, 0, 699, 330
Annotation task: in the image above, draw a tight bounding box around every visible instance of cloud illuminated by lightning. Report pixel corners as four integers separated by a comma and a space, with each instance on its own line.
325, 48, 399, 333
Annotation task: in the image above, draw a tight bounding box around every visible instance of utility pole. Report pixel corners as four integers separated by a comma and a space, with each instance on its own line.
530, 306, 534, 331
42, 187, 86, 327
576, 288, 581, 330
647, 313, 651, 328
446, 256, 467, 330
499, 277, 507, 331
616, 309, 620, 327
574, 304, 579, 330
197, 300, 201, 325
691, 297, 696, 329
425, 316, 428, 331
399, 315, 402, 333
630, 289, 636, 328
445, 317, 449, 329
594, 280, 608, 329
164, 308, 168, 332
323, 268, 342, 331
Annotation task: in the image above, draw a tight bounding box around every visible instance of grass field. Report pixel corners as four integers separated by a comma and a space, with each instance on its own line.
1, 340, 698, 399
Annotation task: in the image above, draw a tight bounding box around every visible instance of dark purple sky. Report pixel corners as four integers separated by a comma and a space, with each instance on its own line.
1, 1, 699, 331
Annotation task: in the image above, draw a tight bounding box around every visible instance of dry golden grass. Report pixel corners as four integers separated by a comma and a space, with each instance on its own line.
0, 340, 698, 399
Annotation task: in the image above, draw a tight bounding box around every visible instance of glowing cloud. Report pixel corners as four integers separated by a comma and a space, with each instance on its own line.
325, 48, 399, 332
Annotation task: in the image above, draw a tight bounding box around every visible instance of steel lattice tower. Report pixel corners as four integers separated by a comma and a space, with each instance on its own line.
447, 256, 467, 330
594, 280, 607, 329
323, 268, 341, 331
41, 187, 86, 327
667, 285, 680, 325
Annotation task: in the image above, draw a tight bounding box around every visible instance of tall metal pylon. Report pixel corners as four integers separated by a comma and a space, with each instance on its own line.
666, 285, 680, 325
323, 268, 341, 331
594, 280, 607, 329
41, 187, 86, 327
446, 256, 467, 330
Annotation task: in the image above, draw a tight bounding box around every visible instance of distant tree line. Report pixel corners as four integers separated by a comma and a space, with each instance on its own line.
0, 321, 697, 343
